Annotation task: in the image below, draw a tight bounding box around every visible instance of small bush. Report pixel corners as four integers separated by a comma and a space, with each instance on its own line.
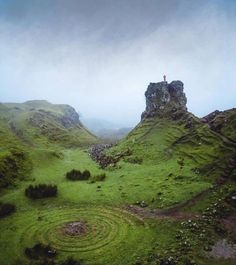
25, 184, 57, 199
66, 169, 91, 181
25, 243, 56, 260
82, 169, 91, 179
92, 173, 106, 182
0, 202, 16, 218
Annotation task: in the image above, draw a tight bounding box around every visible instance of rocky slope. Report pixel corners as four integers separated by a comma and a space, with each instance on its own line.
202, 108, 236, 142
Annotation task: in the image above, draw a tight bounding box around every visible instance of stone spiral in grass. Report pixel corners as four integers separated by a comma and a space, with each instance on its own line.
20, 207, 144, 255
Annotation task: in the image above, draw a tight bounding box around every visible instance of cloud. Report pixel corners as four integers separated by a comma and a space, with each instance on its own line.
0, 0, 236, 126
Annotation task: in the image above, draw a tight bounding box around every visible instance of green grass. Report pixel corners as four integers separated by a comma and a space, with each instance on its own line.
0, 144, 234, 265
0, 205, 156, 265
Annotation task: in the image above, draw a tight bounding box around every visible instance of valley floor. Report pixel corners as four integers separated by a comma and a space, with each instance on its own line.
0, 146, 236, 265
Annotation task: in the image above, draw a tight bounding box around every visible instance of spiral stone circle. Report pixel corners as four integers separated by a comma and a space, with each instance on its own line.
20, 206, 144, 254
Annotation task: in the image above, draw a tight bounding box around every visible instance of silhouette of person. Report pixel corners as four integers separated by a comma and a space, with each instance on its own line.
163, 75, 166, 82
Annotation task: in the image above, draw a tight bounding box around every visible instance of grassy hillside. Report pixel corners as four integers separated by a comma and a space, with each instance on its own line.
104, 113, 235, 208
0, 100, 98, 189
0, 100, 235, 264
3, 100, 98, 147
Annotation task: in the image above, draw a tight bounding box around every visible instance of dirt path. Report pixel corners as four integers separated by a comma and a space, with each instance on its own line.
126, 204, 199, 220
126, 179, 218, 220
126, 177, 229, 220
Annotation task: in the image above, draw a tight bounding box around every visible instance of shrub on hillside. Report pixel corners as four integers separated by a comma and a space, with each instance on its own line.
92, 173, 106, 182
66, 169, 91, 181
25, 184, 57, 199
0, 202, 16, 218
25, 243, 56, 260
0, 148, 32, 189
82, 169, 91, 179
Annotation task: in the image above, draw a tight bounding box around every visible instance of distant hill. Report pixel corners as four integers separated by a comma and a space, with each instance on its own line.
81, 117, 132, 140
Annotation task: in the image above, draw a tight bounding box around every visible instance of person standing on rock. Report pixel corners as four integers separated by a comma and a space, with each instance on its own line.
163, 75, 166, 82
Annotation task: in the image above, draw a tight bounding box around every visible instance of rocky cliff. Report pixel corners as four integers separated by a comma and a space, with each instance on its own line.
141, 81, 187, 120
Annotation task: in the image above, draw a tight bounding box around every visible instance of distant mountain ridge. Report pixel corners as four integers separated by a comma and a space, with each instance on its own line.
81, 117, 132, 140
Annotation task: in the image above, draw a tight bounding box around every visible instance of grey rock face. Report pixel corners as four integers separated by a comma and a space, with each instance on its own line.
141, 81, 187, 120
60, 105, 82, 128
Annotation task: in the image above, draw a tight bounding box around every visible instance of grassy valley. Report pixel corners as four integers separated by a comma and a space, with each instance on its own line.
0, 86, 235, 265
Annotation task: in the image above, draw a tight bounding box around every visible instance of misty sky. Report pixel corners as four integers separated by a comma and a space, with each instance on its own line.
0, 0, 236, 126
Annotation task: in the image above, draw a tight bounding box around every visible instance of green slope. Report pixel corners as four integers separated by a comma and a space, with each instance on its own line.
3, 100, 98, 147
0, 100, 98, 188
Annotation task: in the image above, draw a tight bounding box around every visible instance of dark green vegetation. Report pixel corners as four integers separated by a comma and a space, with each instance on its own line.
0, 147, 32, 188
25, 243, 57, 260
66, 169, 106, 182
0, 94, 236, 265
25, 243, 83, 265
0, 202, 16, 218
66, 169, 91, 181
25, 184, 57, 199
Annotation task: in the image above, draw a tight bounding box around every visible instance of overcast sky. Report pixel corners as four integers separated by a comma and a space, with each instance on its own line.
0, 0, 236, 126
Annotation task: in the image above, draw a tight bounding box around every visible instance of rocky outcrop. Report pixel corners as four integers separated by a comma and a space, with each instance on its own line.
59, 105, 83, 128
89, 144, 132, 168
201, 110, 221, 124
29, 105, 83, 130
141, 81, 187, 120
201, 108, 236, 142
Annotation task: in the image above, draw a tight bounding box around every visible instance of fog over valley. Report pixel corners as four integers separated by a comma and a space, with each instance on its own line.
0, 0, 236, 127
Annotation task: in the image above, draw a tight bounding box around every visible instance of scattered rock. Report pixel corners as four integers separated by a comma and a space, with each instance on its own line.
140, 201, 148, 208
63, 221, 88, 236
89, 144, 132, 168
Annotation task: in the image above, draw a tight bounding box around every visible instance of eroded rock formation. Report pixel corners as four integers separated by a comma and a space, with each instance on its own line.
141, 80, 187, 120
